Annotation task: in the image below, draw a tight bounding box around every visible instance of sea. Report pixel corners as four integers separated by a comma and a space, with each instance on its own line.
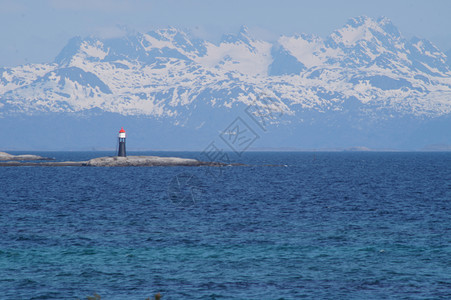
0, 151, 450, 299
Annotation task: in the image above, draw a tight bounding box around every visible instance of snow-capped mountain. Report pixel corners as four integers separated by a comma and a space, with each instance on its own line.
1, 16, 450, 150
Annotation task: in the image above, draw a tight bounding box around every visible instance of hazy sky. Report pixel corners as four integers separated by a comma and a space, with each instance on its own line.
1, 0, 451, 67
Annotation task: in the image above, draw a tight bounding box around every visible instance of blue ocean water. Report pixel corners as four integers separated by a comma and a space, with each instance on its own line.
0, 151, 450, 299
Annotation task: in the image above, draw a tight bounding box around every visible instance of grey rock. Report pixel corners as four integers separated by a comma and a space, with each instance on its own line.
86, 156, 224, 167
0, 151, 53, 161
0, 155, 242, 167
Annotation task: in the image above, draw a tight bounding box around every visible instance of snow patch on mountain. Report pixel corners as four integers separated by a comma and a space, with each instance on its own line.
195, 27, 272, 75
278, 34, 326, 68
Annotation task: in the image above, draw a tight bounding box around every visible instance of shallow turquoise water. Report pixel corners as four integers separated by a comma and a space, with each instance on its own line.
0, 152, 450, 299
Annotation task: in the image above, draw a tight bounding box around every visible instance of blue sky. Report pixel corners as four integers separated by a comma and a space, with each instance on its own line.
1, 0, 450, 67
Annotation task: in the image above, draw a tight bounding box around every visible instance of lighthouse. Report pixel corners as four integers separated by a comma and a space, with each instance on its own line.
118, 127, 126, 157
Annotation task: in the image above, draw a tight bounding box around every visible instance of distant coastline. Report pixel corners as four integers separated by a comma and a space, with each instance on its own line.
2, 146, 451, 155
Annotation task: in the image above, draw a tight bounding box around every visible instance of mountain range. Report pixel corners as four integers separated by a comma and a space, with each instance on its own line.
1, 16, 450, 151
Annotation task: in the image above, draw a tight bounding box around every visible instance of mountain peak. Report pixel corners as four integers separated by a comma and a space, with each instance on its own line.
220, 25, 255, 45
376, 16, 401, 38
54, 36, 83, 65
343, 15, 400, 36
147, 26, 188, 42
238, 25, 250, 36
157, 26, 182, 36
330, 16, 402, 47
346, 15, 373, 27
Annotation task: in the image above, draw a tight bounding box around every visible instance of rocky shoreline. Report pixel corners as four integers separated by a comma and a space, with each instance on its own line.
0, 151, 53, 161
0, 153, 239, 167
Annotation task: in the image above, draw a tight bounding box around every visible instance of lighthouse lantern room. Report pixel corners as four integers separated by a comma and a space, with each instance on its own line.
118, 127, 126, 157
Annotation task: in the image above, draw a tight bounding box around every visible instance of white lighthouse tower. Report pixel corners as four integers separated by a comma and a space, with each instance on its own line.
118, 127, 126, 157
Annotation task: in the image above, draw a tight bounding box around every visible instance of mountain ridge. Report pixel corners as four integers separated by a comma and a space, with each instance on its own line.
1, 16, 451, 117
1, 16, 450, 150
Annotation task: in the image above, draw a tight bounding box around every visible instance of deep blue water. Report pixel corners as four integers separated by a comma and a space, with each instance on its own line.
0, 152, 450, 299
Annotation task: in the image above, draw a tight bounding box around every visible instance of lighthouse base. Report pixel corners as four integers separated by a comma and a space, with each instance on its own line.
118, 141, 126, 157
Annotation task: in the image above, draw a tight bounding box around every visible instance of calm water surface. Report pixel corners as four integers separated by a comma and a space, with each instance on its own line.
0, 152, 450, 299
